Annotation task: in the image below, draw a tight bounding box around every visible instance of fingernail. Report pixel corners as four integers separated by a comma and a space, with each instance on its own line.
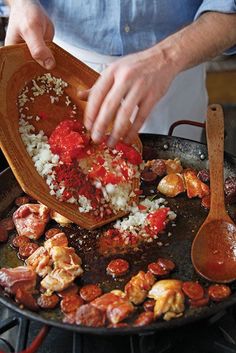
44, 57, 55, 70
85, 120, 93, 131
107, 136, 116, 148
91, 130, 102, 143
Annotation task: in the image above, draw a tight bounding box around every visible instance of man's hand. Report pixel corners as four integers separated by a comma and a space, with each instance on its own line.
5, 0, 55, 70
84, 12, 236, 147
84, 48, 178, 147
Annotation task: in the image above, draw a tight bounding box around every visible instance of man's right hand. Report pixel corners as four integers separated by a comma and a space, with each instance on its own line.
5, 0, 55, 69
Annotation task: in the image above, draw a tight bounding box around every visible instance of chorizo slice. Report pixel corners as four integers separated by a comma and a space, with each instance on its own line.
80, 284, 102, 302
133, 311, 154, 327
157, 258, 176, 272
208, 284, 231, 302
106, 259, 130, 277
18, 243, 39, 259
60, 294, 84, 313
37, 293, 59, 309
148, 262, 169, 276
57, 283, 79, 298
75, 304, 105, 327
12, 235, 30, 248
15, 288, 39, 311
107, 301, 134, 324
182, 281, 204, 301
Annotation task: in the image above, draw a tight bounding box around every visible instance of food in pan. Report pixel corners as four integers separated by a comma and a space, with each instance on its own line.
0, 186, 233, 328
18, 73, 142, 220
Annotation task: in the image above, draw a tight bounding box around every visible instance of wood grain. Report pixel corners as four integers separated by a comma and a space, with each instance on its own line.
0, 42, 142, 229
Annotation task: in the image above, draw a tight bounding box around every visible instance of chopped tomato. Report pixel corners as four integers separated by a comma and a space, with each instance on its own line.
146, 207, 169, 233
115, 142, 142, 165
88, 165, 106, 179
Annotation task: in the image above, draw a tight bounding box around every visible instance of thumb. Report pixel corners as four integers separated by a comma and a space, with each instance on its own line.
25, 29, 55, 70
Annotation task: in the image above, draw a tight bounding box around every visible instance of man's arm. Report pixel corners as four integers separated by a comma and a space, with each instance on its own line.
85, 12, 236, 147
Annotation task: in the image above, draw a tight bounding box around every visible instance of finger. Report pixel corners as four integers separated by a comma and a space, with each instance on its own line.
124, 98, 155, 144
24, 25, 55, 69
5, 28, 23, 45
107, 83, 142, 148
84, 70, 114, 132
77, 89, 90, 101
90, 81, 128, 143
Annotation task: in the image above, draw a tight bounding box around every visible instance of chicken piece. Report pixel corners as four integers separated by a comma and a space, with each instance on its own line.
125, 271, 155, 305
91, 293, 122, 312
50, 246, 83, 277
183, 169, 210, 199
157, 173, 185, 197
0, 266, 36, 294
107, 300, 134, 324
13, 204, 50, 239
40, 268, 75, 293
148, 279, 185, 320
44, 233, 68, 252
110, 290, 128, 299
25, 246, 51, 277
50, 211, 72, 225
164, 158, 183, 174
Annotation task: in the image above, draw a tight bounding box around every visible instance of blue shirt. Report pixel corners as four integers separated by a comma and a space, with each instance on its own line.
40, 0, 236, 56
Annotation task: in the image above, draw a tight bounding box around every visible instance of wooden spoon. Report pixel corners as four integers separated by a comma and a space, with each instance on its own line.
191, 104, 236, 283
0, 43, 142, 229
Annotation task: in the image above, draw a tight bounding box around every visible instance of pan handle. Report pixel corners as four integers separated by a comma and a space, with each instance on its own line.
16, 325, 50, 353
168, 120, 205, 136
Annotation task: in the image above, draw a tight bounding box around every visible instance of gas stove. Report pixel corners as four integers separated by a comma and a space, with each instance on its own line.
1, 303, 236, 353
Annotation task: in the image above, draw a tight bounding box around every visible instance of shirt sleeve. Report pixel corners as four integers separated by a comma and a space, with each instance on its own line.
195, 0, 236, 55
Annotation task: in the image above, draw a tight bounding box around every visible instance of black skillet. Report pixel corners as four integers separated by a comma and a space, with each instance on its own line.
0, 133, 236, 336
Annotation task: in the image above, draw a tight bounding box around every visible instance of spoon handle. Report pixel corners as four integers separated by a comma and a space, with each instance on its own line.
206, 104, 226, 219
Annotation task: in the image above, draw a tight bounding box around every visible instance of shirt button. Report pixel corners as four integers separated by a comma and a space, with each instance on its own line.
124, 25, 130, 33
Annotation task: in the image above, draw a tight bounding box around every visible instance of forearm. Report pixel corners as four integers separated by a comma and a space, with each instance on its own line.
151, 12, 236, 75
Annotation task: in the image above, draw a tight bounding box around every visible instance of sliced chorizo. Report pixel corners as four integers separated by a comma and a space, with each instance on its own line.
208, 284, 231, 302
75, 304, 105, 327
45, 228, 62, 240
141, 169, 158, 183
18, 243, 39, 259
37, 293, 59, 309
12, 235, 30, 248
143, 299, 155, 312
133, 311, 154, 327
57, 283, 79, 298
15, 288, 39, 311
106, 259, 130, 277
150, 159, 166, 176
182, 281, 204, 301
189, 295, 209, 308
80, 284, 102, 302
60, 294, 84, 313
147, 262, 169, 276
157, 258, 175, 272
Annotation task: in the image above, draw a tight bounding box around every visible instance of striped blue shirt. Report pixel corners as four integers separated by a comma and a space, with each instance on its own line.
40, 0, 236, 56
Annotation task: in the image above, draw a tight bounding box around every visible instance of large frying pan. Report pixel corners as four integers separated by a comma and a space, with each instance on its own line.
0, 133, 236, 336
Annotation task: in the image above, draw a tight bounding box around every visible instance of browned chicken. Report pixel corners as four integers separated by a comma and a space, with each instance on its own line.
183, 169, 210, 199
148, 279, 185, 320
125, 271, 155, 305
50, 246, 83, 277
25, 246, 52, 277
91, 293, 122, 312
164, 158, 183, 174
13, 204, 50, 239
41, 268, 75, 293
157, 173, 185, 197
107, 300, 134, 324
0, 266, 36, 294
44, 233, 68, 252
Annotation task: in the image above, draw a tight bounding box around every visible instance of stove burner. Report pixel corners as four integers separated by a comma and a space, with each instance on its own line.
1, 306, 236, 353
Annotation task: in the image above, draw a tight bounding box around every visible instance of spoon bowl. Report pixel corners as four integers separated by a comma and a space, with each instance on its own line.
191, 104, 236, 283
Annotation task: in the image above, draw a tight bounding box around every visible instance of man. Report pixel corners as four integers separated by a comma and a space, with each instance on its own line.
5, 0, 236, 146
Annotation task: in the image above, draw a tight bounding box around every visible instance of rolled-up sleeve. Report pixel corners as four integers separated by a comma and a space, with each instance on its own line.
195, 0, 236, 54
195, 0, 236, 18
